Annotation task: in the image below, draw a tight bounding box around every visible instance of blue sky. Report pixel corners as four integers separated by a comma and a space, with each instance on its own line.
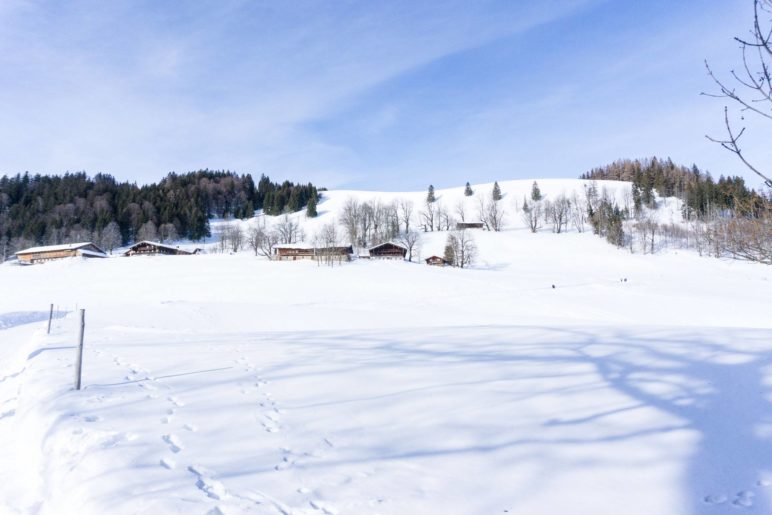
0, 0, 768, 190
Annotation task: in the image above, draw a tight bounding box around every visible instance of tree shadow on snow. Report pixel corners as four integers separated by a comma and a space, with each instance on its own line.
256, 325, 772, 514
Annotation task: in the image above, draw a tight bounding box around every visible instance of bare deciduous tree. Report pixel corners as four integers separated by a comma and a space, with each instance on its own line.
159, 223, 179, 243
99, 221, 122, 253
570, 192, 587, 233
521, 197, 542, 233
436, 202, 454, 231
546, 195, 571, 233
398, 230, 422, 262
455, 200, 466, 223
137, 220, 158, 242
703, 0, 772, 188
340, 197, 361, 247
446, 229, 476, 268
398, 198, 414, 233
227, 223, 244, 252
275, 214, 301, 244
314, 221, 343, 266
247, 217, 278, 259
420, 199, 436, 232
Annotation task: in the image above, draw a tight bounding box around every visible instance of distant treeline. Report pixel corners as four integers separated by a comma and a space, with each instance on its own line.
0, 170, 320, 252
580, 157, 767, 219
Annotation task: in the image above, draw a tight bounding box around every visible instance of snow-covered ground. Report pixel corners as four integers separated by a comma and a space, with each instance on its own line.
1, 180, 771, 514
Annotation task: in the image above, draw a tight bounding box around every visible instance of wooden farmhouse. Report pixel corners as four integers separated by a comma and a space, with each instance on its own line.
425, 255, 449, 266
367, 242, 407, 260
123, 241, 199, 257
456, 221, 485, 230
14, 242, 107, 265
273, 244, 353, 261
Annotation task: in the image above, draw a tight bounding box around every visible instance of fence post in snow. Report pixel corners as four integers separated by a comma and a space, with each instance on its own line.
74, 309, 85, 390
47, 303, 53, 334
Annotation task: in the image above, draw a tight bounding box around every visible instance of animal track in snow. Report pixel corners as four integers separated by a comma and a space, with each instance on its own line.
183, 423, 197, 432
160, 457, 175, 470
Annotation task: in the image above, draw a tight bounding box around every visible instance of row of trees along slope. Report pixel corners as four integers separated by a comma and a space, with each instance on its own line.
0, 170, 321, 258
580, 157, 767, 219
580, 157, 770, 263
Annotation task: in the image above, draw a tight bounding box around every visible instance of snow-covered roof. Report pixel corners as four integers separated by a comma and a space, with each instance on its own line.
368, 241, 407, 251
272, 243, 314, 250
128, 240, 186, 252
15, 242, 97, 255
78, 249, 108, 258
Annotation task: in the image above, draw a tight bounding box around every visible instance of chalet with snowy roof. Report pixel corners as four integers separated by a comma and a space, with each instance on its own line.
123, 241, 199, 257
273, 243, 353, 261
14, 242, 107, 265
367, 242, 407, 260
425, 255, 449, 266
456, 221, 485, 230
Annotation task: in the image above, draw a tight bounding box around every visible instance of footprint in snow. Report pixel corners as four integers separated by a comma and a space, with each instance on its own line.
183, 423, 197, 432
732, 490, 754, 508
309, 500, 339, 514
758, 479, 772, 487
188, 465, 228, 500
161, 408, 175, 424
262, 421, 279, 433
703, 494, 727, 505
162, 434, 183, 453
168, 396, 185, 407
274, 456, 292, 470
160, 457, 175, 470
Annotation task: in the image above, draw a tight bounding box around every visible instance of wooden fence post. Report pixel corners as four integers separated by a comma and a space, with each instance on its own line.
47, 303, 54, 334
74, 309, 85, 390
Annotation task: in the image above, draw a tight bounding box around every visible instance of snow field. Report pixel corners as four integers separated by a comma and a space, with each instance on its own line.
0, 179, 770, 514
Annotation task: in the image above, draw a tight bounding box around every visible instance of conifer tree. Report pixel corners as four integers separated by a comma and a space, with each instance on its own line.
427, 184, 436, 203
531, 181, 542, 202
464, 182, 473, 196
492, 181, 502, 201
306, 196, 318, 218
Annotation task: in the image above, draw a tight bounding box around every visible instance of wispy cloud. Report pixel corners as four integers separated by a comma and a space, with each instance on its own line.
0, 0, 767, 190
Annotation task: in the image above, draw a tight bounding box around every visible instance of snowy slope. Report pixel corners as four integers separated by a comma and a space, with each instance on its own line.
0, 179, 771, 515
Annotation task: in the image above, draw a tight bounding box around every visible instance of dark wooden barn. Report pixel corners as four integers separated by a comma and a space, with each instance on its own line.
368, 242, 407, 260
123, 241, 198, 257
425, 255, 449, 266
456, 221, 485, 230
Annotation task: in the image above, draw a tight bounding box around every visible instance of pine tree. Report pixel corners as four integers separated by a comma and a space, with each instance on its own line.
492, 181, 502, 201
306, 196, 318, 218
427, 184, 436, 203
531, 181, 542, 202
464, 182, 473, 196
287, 189, 301, 212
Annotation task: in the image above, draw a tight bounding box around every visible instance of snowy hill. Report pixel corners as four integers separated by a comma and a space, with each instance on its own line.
0, 179, 770, 514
